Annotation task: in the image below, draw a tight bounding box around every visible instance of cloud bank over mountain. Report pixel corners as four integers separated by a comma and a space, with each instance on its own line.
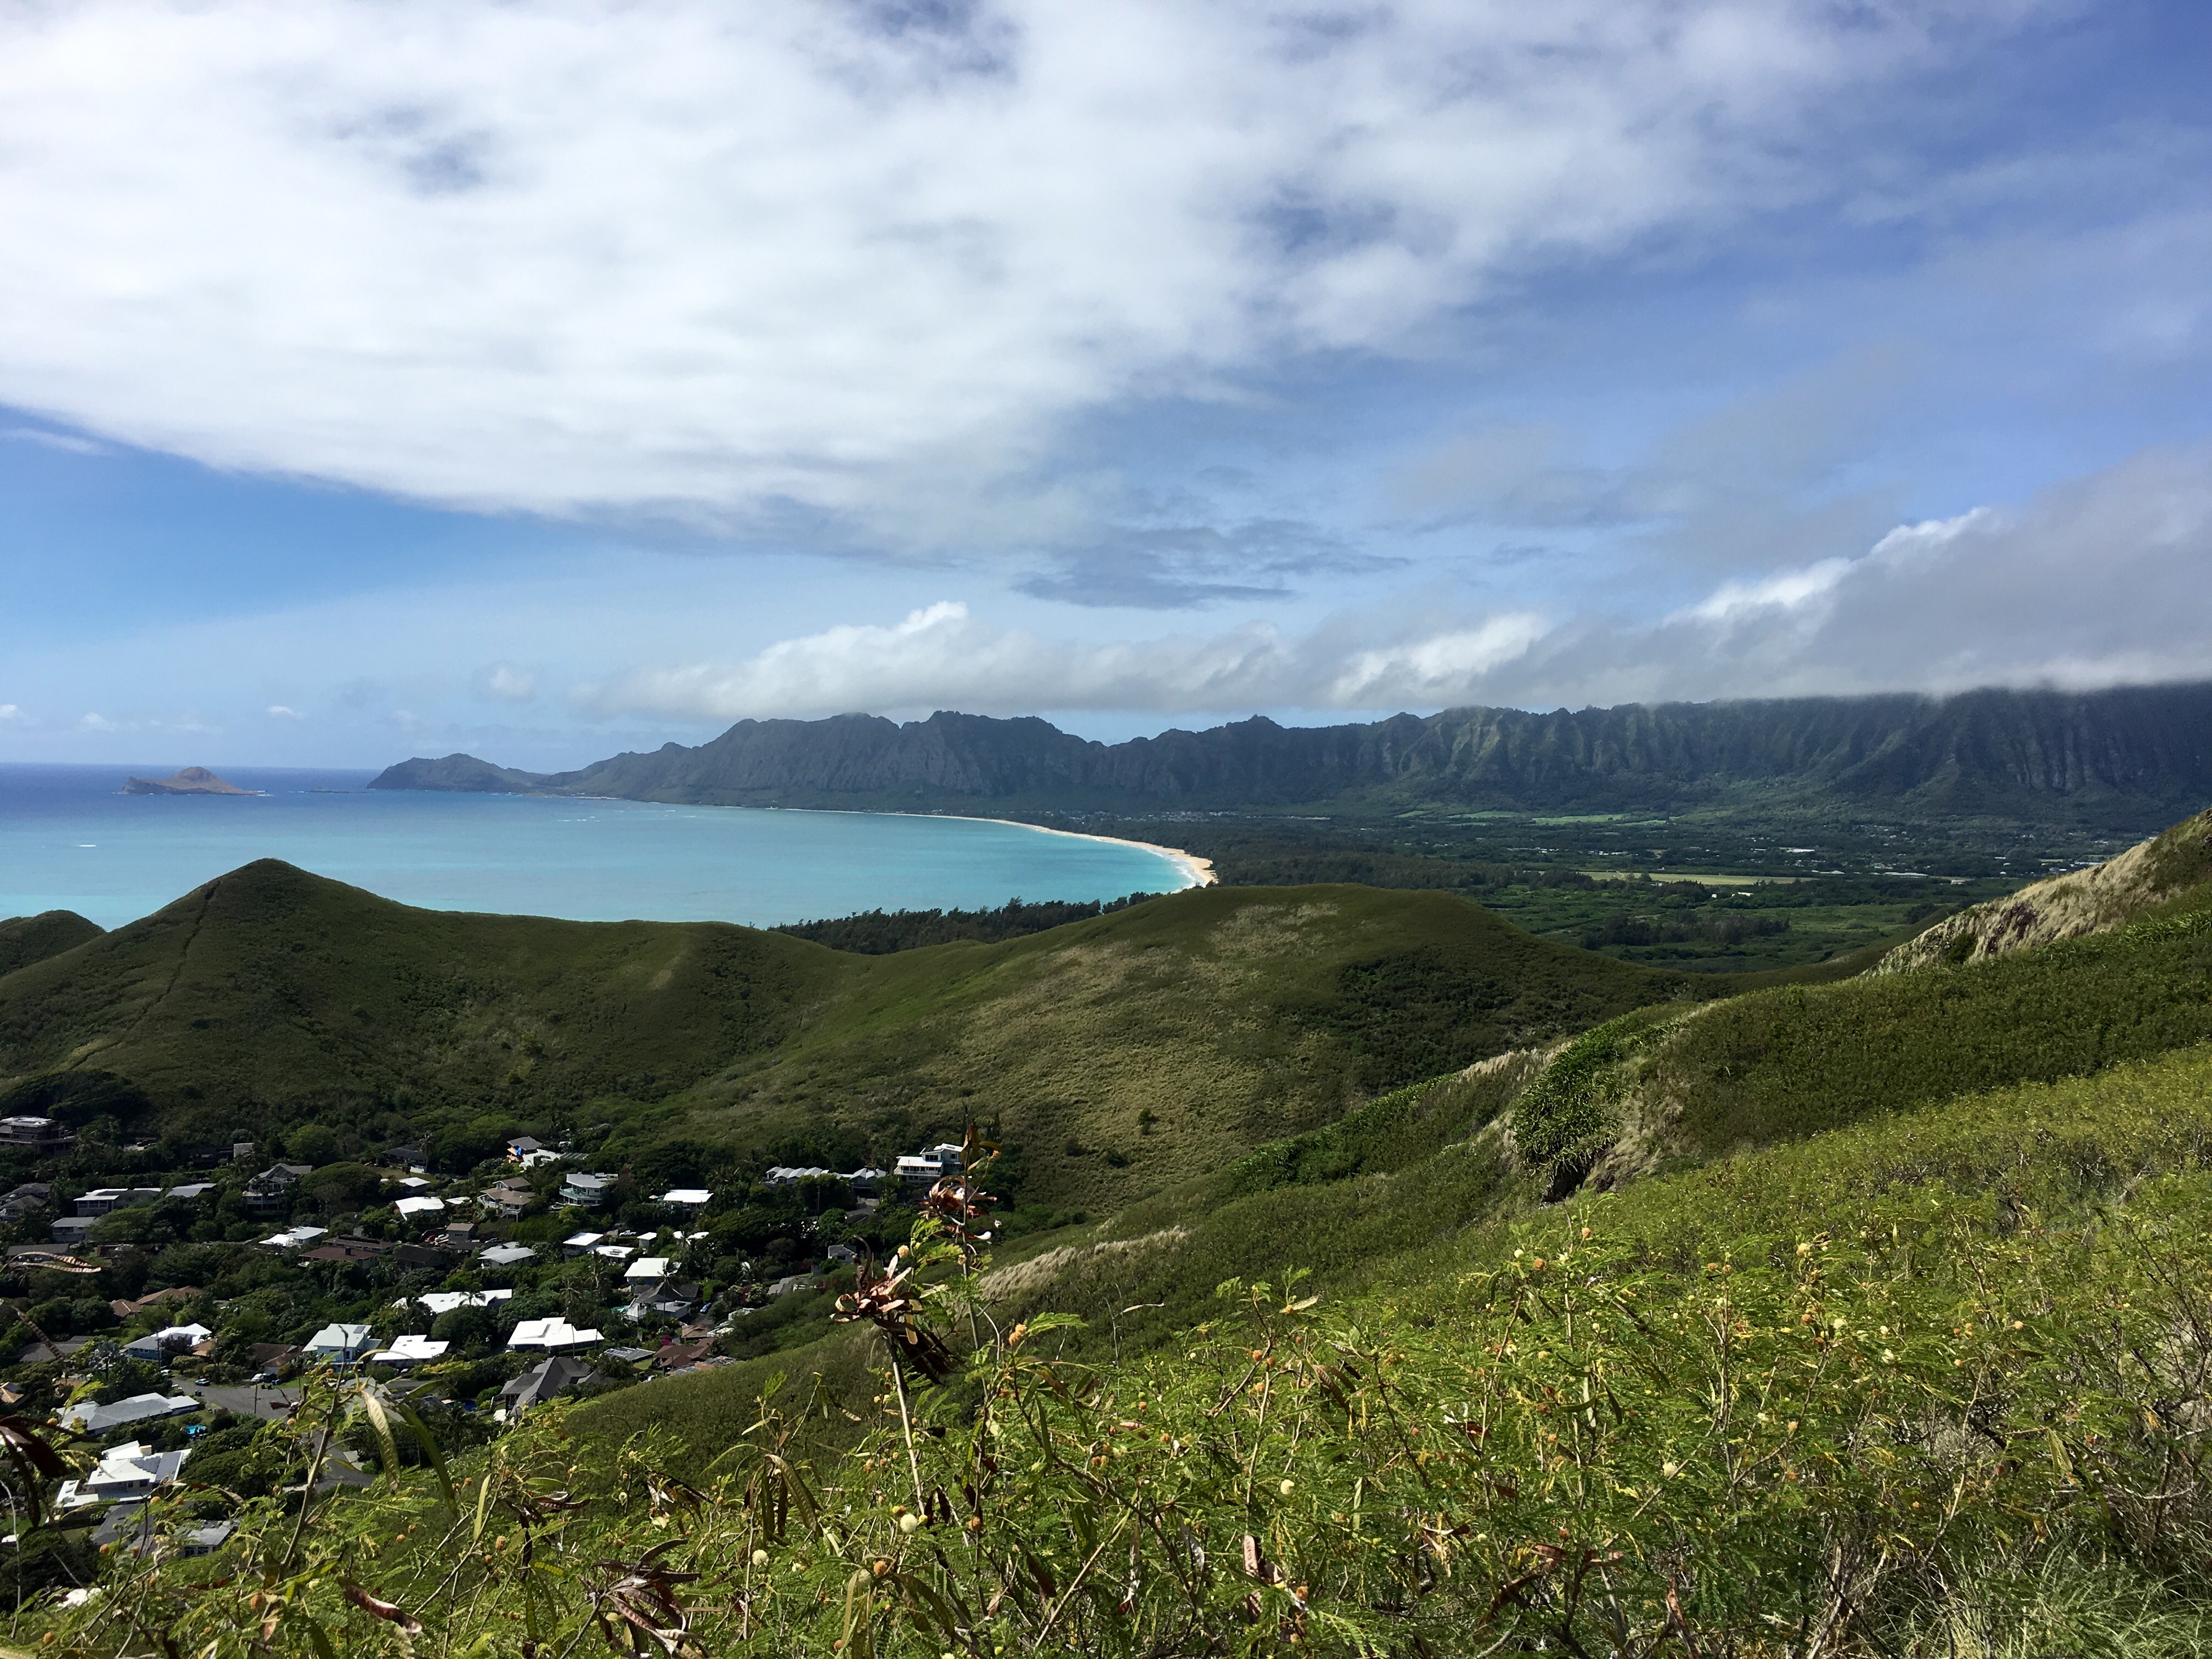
577, 441, 2212, 721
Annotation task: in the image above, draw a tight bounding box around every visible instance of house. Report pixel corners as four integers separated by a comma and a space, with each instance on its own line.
112, 1285, 202, 1320
500, 1355, 594, 1412
409, 1288, 511, 1317
842, 1167, 885, 1197
392, 1175, 433, 1193
763, 1165, 830, 1188
366, 1334, 449, 1367
302, 1323, 376, 1362
623, 1255, 673, 1284
434, 1220, 482, 1252
655, 1337, 715, 1370
260, 1225, 330, 1251
601, 1345, 655, 1364
394, 1195, 446, 1220
479, 1243, 537, 1269
507, 1317, 603, 1352
0, 1182, 54, 1221
381, 1144, 428, 1170
658, 1187, 712, 1214
515, 1148, 560, 1170
562, 1231, 606, 1257
180, 1519, 237, 1557
246, 1343, 301, 1375
592, 1243, 637, 1264
826, 1243, 859, 1266
74, 1186, 161, 1217
163, 1181, 217, 1202
60, 1392, 199, 1434
766, 1273, 814, 1298
506, 1136, 546, 1160
121, 1323, 213, 1362
15, 1335, 89, 1366
49, 1215, 95, 1247
0, 1115, 74, 1153
242, 1163, 314, 1214
479, 1180, 535, 1219
390, 1242, 452, 1269
633, 1280, 700, 1319
58, 1441, 192, 1510
895, 1143, 967, 1188
559, 1171, 616, 1208
302, 1240, 387, 1265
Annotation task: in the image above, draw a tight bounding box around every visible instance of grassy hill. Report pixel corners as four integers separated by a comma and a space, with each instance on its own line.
0, 909, 101, 978
0, 864, 1695, 1200
0, 859, 842, 1155
60, 936, 2212, 1655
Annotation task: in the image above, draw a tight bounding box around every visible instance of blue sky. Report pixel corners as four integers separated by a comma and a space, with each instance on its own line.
3, 0, 2210, 770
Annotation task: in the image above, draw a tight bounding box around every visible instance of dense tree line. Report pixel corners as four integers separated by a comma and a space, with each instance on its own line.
774, 892, 1160, 954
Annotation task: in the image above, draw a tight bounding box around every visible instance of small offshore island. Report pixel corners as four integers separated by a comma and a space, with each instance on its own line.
120, 766, 259, 797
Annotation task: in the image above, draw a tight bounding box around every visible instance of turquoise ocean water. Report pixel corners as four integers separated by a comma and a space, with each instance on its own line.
0, 765, 1195, 930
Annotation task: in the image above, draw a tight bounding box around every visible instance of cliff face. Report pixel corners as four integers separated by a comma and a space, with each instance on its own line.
369, 682, 2212, 818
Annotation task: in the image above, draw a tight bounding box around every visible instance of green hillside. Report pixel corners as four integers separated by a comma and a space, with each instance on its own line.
0, 859, 842, 1155
0, 909, 101, 978
0, 864, 1690, 1200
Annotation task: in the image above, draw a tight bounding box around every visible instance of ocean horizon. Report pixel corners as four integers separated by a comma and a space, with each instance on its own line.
0, 763, 1199, 931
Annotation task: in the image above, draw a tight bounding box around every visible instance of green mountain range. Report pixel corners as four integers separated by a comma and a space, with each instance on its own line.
370, 680, 2212, 821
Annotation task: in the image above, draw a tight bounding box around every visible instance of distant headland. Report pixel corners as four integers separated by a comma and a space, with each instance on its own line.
121, 766, 259, 797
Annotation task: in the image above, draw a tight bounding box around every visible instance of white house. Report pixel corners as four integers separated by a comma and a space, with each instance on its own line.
408, 1288, 512, 1317
302, 1323, 376, 1362
60, 1392, 199, 1435
562, 1231, 606, 1257
75, 1186, 162, 1217
58, 1441, 191, 1510
560, 1172, 616, 1207
121, 1323, 212, 1362
658, 1188, 712, 1214
260, 1225, 330, 1251
393, 1195, 445, 1220
480, 1243, 537, 1268
623, 1255, 673, 1283
366, 1334, 449, 1367
507, 1317, 603, 1351
763, 1165, 829, 1188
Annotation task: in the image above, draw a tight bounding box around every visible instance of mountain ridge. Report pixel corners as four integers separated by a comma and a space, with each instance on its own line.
370, 681, 2212, 820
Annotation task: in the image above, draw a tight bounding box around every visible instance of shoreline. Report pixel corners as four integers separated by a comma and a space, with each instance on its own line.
409, 788, 1222, 895
760, 803, 1217, 891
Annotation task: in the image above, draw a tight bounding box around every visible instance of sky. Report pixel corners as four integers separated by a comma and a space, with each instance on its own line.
3, 0, 2211, 770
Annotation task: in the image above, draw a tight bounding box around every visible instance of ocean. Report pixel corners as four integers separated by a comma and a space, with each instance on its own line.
0, 764, 1199, 930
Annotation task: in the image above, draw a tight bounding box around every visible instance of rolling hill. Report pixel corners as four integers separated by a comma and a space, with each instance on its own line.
0, 862, 1699, 1203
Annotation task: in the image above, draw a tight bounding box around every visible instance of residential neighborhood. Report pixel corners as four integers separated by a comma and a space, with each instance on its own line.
0, 1119, 1000, 1575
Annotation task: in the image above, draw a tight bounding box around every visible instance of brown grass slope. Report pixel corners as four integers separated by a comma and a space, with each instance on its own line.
668, 883, 1688, 1211
1875, 805, 2212, 973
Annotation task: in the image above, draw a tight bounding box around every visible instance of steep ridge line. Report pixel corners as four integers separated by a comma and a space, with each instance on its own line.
369, 681, 2212, 818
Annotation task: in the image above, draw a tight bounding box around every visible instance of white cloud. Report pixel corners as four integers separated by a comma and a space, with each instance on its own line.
266, 703, 302, 718
473, 664, 538, 703
574, 599, 1555, 720
577, 440, 2212, 721
0, 703, 26, 724
77, 713, 118, 732
0, 1, 2047, 541
1, 426, 105, 455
